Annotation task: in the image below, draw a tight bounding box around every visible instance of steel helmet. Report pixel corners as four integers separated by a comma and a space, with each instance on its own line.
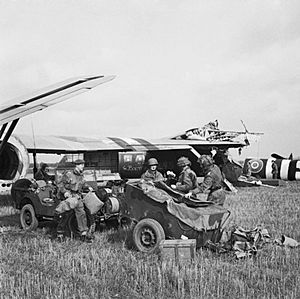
177, 157, 191, 167
197, 155, 214, 168
148, 158, 158, 166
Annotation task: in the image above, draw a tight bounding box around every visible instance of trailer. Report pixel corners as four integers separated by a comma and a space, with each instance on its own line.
121, 181, 230, 253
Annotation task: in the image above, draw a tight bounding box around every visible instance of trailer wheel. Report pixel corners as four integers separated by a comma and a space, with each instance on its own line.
133, 218, 165, 253
20, 204, 38, 230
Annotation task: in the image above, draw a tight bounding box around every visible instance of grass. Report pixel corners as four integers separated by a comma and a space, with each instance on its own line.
0, 182, 299, 299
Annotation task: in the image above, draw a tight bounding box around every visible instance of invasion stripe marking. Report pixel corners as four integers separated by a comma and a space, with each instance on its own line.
120, 137, 149, 152
296, 161, 300, 180
288, 161, 296, 180
288, 160, 300, 180
280, 160, 290, 180
265, 158, 273, 179
108, 137, 135, 151
133, 138, 160, 151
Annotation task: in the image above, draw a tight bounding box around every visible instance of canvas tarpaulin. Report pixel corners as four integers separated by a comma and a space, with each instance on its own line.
139, 182, 229, 231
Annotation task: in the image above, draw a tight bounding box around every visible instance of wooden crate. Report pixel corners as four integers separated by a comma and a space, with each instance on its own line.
159, 239, 196, 263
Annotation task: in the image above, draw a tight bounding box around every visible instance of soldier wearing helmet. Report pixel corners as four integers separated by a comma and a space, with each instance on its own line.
171, 157, 198, 193
271, 159, 278, 179
141, 158, 164, 183
56, 159, 93, 242
186, 155, 225, 206
35, 162, 52, 182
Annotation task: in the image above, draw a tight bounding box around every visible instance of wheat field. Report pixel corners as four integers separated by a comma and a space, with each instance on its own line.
0, 182, 299, 299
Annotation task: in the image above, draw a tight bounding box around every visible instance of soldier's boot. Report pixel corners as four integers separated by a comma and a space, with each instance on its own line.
87, 223, 96, 240
80, 231, 93, 243
56, 232, 65, 242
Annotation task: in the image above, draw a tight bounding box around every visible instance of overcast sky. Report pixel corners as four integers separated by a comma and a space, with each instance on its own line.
0, 0, 299, 160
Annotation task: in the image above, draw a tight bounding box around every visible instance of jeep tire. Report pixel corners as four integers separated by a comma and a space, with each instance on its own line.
20, 203, 38, 230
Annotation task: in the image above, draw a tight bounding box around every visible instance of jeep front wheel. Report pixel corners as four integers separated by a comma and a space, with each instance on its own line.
20, 204, 38, 230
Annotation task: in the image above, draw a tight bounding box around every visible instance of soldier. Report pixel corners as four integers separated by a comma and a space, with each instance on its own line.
171, 156, 198, 193
271, 159, 278, 179
186, 155, 226, 206
56, 159, 93, 242
35, 162, 52, 182
141, 158, 164, 183
244, 160, 252, 177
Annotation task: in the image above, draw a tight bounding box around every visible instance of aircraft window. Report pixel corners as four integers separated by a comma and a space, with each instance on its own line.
124, 155, 132, 162
136, 155, 145, 162
65, 153, 84, 162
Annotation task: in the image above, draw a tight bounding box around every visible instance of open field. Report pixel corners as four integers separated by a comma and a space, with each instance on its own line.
0, 182, 299, 299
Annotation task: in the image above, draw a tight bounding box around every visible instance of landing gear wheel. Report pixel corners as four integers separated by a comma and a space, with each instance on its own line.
133, 218, 165, 253
20, 204, 38, 230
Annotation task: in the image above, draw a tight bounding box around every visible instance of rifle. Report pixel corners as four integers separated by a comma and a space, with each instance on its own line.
238, 176, 276, 189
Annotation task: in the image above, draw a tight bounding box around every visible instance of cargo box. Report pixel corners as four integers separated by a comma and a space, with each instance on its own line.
159, 239, 196, 263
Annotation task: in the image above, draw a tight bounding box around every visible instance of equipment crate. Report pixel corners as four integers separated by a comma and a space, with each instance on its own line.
159, 239, 196, 263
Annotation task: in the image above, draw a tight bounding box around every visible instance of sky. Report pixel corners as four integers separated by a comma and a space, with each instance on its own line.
0, 0, 299, 161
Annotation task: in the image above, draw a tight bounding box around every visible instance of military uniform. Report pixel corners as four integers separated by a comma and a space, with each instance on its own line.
35, 163, 52, 182
57, 168, 90, 235
58, 168, 90, 197
176, 167, 198, 193
141, 169, 164, 183
35, 169, 52, 182
191, 164, 225, 205
271, 161, 278, 179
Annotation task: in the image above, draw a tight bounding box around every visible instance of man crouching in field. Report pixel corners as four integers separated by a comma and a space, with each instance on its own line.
185, 155, 226, 206
55, 159, 93, 243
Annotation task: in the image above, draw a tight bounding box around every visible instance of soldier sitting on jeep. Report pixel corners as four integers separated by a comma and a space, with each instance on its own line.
34, 163, 54, 183
55, 159, 94, 243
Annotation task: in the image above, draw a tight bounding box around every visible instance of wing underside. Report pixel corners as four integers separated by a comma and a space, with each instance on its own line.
0, 75, 115, 126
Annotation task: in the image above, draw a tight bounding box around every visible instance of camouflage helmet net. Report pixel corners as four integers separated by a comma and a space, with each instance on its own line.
177, 156, 191, 167
197, 155, 214, 168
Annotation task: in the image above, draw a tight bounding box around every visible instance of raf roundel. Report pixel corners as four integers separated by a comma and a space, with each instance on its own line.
249, 159, 263, 174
